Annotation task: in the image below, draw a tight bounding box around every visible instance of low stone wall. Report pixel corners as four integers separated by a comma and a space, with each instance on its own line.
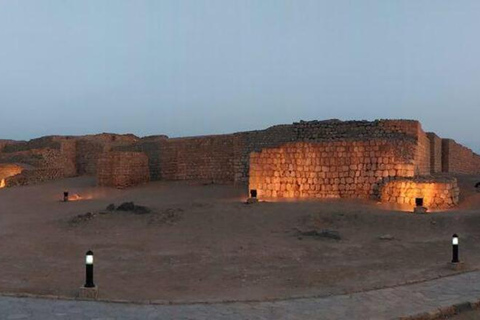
97, 152, 149, 189
0, 164, 24, 188
4, 168, 65, 187
0, 137, 77, 180
380, 177, 459, 209
249, 140, 416, 199
0, 164, 24, 180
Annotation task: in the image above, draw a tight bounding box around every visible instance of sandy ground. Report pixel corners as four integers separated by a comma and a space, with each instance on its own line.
0, 175, 480, 303
445, 311, 480, 320
444, 308, 480, 320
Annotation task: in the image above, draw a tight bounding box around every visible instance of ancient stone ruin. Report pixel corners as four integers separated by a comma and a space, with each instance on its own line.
1, 119, 479, 210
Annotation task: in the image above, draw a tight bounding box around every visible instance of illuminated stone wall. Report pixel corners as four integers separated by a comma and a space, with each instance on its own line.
97, 151, 149, 189
5, 168, 65, 187
1, 119, 479, 191
249, 140, 416, 199
0, 164, 24, 180
380, 177, 459, 209
0, 137, 77, 185
293, 119, 431, 176
0, 164, 24, 187
111, 124, 297, 184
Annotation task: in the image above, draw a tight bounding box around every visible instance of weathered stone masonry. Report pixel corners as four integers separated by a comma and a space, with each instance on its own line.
247, 120, 478, 207
442, 139, 480, 174
0, 119, 479, 203
97, 152, 149, 189
380, 177, 459, 209
249, 140, 415, 199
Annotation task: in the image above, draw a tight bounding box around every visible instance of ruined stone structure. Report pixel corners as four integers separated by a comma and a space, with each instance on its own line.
380, 176, 460, 209
97, 152, 149, 189
0, 119, 479, 209
249, 140, 415, 199
442, 139, 480, 174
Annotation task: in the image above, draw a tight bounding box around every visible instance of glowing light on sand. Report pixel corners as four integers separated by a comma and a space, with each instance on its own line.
0, 179, 5, 188
68, 194, 91, 201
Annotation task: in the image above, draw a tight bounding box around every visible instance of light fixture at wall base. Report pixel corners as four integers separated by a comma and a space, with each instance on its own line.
246, 189, 258, 204
413, 197, 427, 213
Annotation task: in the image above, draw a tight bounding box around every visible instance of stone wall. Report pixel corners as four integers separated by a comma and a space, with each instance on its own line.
427, 133, 442, 174
111, 125, 296, 184
294, 119, 420, 142
414, 127, 431, 176
293, 119, 431, 176
442, 139, 480, 174
380, 177, 459, 209
113, 135, 168, 181
0, 164, 24, 180
0, 137, 77, 185
159, 135, 235, 183
1, 119, 479, 192
76, 134, 139, 176
111, 119, 436, 186
5, 168, 65, 187
0, 140, 18, 153
232, 125, 297, 184
249, 140, 416, 199
97, 151, 149, 189
0, 164, 24, 188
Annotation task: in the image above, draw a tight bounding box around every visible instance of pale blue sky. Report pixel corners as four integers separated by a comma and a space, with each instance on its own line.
0, 1, 479, 152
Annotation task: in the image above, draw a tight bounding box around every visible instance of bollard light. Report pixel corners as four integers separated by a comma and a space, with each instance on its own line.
250, 189, 257, 198
84, 250, 95, 288
452, 234, 459, 263
64, 191, 69, 202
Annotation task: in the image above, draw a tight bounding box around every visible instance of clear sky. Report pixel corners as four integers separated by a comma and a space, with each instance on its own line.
0, 1, 479, 152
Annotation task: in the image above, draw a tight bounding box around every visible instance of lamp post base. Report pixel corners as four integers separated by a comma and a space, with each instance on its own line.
79, 286, 99, 300
449, 261, 465, 271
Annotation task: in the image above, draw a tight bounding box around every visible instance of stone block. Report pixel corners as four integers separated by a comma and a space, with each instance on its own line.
79, 286, 99, 300
449, 262, 465, 271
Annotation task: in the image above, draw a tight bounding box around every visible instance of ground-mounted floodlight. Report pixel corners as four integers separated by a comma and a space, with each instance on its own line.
413, 197, 427, 214
246, 189, 258, 204
85, 250, 95, 288
63, 191, 69, 202
415, 198, 423, 207
452, 234, 459, 263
